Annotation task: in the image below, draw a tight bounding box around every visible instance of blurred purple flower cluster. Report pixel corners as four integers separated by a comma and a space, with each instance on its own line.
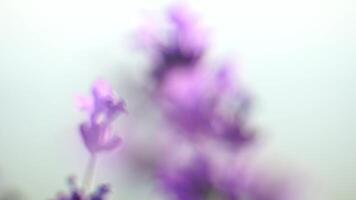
130, 4, 296, 200
158, 154, 287, 200
138, 5, 254, 149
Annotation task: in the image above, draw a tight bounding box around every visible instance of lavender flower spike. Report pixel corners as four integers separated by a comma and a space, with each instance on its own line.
77, 79, 126, 154
52, 80, 125, 199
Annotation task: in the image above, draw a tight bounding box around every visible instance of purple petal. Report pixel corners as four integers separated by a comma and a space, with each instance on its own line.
101, 135, 122, 151
92, 79, 113, 99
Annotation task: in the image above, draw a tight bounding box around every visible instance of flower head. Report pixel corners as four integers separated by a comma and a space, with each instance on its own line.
158, 154, 292, 200
138, 5, 208, 84
53, 177, 110, 200
76, 79, 126, 154
138, 5, 254, 149
158, 154, 242, 200
157, 66, 254, 149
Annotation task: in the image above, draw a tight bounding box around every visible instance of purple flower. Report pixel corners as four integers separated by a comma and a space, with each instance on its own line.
138, 5, 208, 83
158, 68, 214, 134
52, 79, 126, 199
158, 154, 244, 200
138, 5, 254, 149
159, 156, 215, 200
157, 66, 254, 149
53, 177, 110, 200
158, 154, 292, 200
76, 79, 126, 154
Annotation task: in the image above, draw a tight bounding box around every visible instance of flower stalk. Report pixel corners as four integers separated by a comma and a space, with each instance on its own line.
82, 154, 97, 194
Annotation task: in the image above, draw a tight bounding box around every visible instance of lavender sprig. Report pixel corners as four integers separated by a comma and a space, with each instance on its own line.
52, 80, 126, 200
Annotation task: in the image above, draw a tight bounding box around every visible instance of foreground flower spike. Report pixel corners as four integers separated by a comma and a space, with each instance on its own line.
78, 79, 125, 191
78, 79, 126, 154
52, 80, 126, 199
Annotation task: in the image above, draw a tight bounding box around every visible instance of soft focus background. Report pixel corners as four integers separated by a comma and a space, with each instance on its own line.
0, 0, 355, 199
